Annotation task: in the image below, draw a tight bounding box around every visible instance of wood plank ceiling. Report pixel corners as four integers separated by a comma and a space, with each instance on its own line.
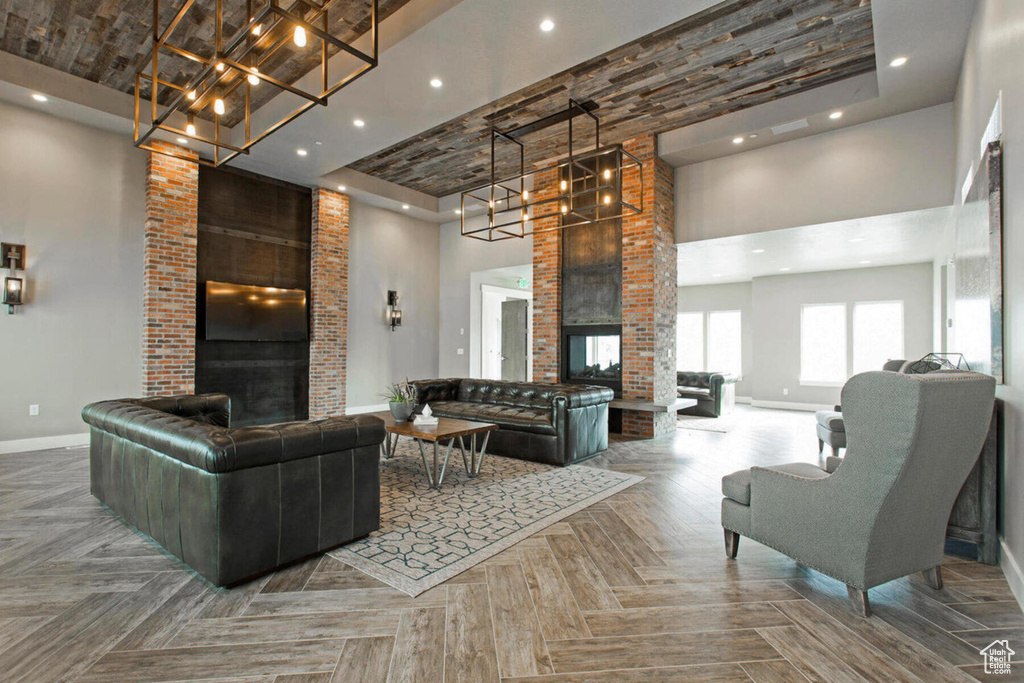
349, 0, 876, 197
0, 0, 413, 126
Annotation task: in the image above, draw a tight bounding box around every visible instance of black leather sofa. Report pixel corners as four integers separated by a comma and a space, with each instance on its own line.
411, 379, 613, 466
676, 371, 738, 417
82, 393, 384, 586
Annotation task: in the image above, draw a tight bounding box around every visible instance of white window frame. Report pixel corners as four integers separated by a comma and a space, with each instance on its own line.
852, 299, 905, 375
799, 302, 848, 387
676, 309, 743, 379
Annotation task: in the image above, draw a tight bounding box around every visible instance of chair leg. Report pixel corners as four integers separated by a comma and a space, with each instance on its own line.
831, 445, 841, 458
922, 566, 943, 590
818, 438, 824, 452
847, 585, 871, 617
724, 529, 740, 559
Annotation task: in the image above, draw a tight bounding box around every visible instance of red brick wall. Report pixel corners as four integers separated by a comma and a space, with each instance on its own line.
142, 142, 199, 397
531, 166, 563, 383
309, 188, 350, 418
621, 135, 678, 438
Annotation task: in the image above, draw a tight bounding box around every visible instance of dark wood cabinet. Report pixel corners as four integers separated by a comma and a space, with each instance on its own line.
947, 401, 1000, 564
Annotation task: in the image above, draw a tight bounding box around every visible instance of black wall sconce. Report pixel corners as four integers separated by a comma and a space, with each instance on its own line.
2, 243, 25, 315
387, 290, 402, 331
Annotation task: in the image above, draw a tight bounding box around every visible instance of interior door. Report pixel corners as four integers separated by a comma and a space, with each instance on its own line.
501, 299, 529, 381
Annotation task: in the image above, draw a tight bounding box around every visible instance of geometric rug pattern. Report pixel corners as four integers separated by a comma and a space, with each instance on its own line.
332, 441, 644, 595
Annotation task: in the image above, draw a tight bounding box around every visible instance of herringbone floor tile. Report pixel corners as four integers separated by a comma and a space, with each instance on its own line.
0, 407, 1018, 681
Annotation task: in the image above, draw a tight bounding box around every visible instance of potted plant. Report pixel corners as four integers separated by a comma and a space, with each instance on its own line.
382, 379, 416, 421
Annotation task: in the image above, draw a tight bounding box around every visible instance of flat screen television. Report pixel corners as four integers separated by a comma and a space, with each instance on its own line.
205, 281, 308, 342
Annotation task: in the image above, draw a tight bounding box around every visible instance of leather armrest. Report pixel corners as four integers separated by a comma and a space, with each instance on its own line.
411, 379, 461, 405
553, 385, 614, 409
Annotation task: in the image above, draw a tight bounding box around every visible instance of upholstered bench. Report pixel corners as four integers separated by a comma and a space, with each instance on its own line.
82, 394, 385, 586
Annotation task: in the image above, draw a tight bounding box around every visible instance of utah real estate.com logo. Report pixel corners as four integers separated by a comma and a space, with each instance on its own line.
981, 640, 1015, 675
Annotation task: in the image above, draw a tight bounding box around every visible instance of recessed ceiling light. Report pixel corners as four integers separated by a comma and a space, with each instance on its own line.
712, 273, 723, 278
848, 237, 865, 243
752, 248, 766, 254
177, 137, 189, 145
455, 209, 462, 215
540, 19, 555, 32
732, 136, 744, 144
859, 260, 872, 265
31, 93, 47, 102
779, 267, 791, 272
315, 140, 323, 145
829, 111, 843, 120
337, 185, 346, 191
430, 78, 443, 88
296, 148, 308, 156
748, 133, 758, 139
889, 56, 908, 68
402, 204, 410, 210
353, 119, 365, 128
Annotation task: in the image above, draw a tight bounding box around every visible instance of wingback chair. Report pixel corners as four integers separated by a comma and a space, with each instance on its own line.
722, 371, 995, 616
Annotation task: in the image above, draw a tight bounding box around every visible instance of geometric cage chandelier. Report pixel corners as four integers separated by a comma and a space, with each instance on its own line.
461, 99, 644, 242
134, 0, 378, 167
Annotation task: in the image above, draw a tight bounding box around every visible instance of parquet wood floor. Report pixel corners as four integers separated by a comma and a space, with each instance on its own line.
1, 407, 1020, 682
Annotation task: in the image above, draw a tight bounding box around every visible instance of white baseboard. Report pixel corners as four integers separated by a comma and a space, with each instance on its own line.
0, 432, 89, 455
346, 402, 389, 415
1001, 539, 1024, 612
750, 399, 834, 412
735, 396, 752, 404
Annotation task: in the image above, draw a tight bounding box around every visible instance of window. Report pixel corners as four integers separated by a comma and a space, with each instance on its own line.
853, 301, 904, 374
676, 312, 704, 371
708, 310, 742, 376
801, 303, 847, 385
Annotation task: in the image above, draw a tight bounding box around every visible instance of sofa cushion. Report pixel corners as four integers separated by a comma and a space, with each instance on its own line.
722, 463, 830, 505
815, 410, 845, 432
678, 387, 712, 399
427, 400, 556, 436
676, 371, 711, 389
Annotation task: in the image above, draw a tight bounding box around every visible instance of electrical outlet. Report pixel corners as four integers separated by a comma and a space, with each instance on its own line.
782, 388, 789, 396
457, 348, 465, 355
29, 404, 39, 416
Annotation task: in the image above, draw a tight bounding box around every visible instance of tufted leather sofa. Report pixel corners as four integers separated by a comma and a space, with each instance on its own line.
82, 393, 385, 586
410, 379, 613, 466
677, 371, 737, 417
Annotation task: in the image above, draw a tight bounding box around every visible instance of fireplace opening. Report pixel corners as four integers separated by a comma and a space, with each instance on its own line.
562, 325, 622, 394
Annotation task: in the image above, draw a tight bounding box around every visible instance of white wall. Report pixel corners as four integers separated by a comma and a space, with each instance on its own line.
346, 200, 439, 409
952, 0, 1024, 602
0, 100, 145, 450
438, 219, 533, 377
677, 282, 754, 398
676, 104, 956, 242
750, 263, 934, 407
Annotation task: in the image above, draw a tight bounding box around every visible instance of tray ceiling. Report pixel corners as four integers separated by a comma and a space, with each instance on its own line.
0, 0, 413, 126
348, 0, 876, 197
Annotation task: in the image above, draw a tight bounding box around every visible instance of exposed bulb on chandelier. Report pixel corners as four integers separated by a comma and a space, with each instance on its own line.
214, 97, 225, 116
293, 25, 307, 47
186, 116, 196, 136
248, 68, 260, 86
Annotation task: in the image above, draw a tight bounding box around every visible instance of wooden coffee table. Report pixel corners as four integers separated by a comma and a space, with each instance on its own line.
372, 411, 498, 489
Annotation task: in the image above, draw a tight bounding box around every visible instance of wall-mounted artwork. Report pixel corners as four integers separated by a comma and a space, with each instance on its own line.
953, 141, 1003, 383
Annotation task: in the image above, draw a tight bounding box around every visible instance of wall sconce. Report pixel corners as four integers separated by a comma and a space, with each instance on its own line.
1, 243, 25, 315
387, 290, 402, 331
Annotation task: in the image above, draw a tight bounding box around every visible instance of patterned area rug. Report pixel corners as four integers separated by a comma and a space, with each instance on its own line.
330, 441, 643, 596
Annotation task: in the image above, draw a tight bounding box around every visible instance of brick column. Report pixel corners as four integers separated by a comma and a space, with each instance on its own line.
309, 188, 350, 418
142, 142, 199, 397
531, 166, 563, 383
621, 134, 678, 438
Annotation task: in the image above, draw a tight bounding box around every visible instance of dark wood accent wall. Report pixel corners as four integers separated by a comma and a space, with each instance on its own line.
196, 166, 312, 426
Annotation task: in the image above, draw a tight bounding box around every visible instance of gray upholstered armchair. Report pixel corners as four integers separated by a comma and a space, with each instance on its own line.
722, 371, 995, 616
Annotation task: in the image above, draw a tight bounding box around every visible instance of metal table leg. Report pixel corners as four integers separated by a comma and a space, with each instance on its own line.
416, 438, 452, 489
